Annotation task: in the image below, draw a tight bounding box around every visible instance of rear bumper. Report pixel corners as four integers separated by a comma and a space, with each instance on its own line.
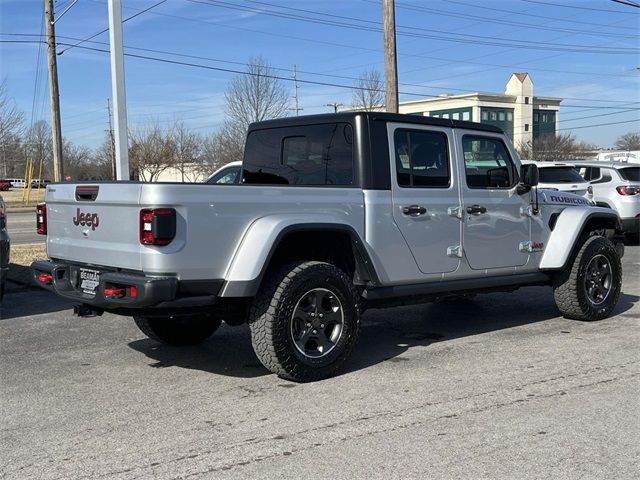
31, 260, 223, 313
621, 217, 640, 234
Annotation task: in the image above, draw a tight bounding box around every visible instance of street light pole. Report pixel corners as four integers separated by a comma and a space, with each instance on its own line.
107, 0, 130, 180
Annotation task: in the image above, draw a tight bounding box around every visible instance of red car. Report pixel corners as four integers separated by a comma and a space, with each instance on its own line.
0, 180, 12, 191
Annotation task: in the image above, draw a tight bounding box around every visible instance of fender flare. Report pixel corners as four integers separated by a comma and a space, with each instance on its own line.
539, 207, 620, 270
219, 214, 378, 297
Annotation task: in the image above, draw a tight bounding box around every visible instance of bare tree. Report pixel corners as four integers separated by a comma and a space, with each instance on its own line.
225, 56, 289, 132
0, 79, 24, 145
129, 124, 176, 182
615, 132, 640, 151
25, 120, 53, 178
170, 120, 203, 182
517, 133, 595, 162
351, 69, 384, 111
0, 79, 25, 177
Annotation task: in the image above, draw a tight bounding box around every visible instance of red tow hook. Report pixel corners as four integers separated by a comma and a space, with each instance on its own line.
37, 272, 53, 285
104, 287, 126, 297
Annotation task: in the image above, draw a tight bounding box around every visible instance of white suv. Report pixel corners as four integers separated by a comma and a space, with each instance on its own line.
522, 161, 592, 200
576, 161, 640, 240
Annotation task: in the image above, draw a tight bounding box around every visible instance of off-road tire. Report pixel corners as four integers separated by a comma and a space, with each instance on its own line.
553, 235, 622, 321
249, 261, 361, 382
133, 314, 221, 345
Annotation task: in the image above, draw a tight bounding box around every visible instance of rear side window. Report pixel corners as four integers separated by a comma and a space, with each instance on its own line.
462, 135, 516, 189
243, 123, 353, 186
394, 129, 450, 188
619, 167, 640, 182
538, 167, 585, 184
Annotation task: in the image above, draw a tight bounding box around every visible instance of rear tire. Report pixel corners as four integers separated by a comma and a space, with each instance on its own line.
553, 236, 622, 321
249, 261, 360, 382
133, 314, 221, 345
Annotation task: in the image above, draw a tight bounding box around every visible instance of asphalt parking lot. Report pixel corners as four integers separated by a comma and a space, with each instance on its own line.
1, 246, 639, 480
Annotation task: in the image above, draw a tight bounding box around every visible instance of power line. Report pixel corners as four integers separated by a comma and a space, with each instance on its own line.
610, 0, 640, 8
519, 0, 639, 14
390, 0, 639, 40
71, 2, 639, 79
7, 31, 638, 108
54, 41, 640, 112
57, 0, 167, 55
445, 0, 637, 30
187, 0, 638, 55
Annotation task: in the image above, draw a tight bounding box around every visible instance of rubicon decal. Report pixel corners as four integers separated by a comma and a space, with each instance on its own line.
73, 208, 100, 230
549, 195, 589, 205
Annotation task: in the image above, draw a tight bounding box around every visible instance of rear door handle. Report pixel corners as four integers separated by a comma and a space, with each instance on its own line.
466, 204, 487, 215
403, 205, 427, 216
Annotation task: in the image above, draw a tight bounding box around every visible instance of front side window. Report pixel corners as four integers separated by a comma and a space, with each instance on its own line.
243, 123, 354, 186
462, 135, 517, 189
395, 129, 450, 188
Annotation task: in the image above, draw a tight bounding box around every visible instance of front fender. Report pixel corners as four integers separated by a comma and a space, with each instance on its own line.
539, 207, 620, 270
219, 214, 368, 297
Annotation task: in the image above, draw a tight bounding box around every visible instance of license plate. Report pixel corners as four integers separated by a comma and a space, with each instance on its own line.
79, 268, 101, 296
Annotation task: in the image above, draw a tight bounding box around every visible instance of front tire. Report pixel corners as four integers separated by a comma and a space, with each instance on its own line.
249, 261, 361, 382
553, 236, 622, 321
133, 314, 221, 345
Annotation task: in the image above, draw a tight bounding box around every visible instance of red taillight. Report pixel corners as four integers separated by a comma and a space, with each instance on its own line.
616, 185, 640, 196
37, 272, 53, 284
36, 203, 47, 235
139, 208, 176, 246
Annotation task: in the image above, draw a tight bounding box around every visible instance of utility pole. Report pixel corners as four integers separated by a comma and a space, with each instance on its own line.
382, 0, 399, 113
290, 64, 303, 116
108, 0, 130, 180
326, 102, 344, 113
45, 0, 64, 181
106, 98, 117, 180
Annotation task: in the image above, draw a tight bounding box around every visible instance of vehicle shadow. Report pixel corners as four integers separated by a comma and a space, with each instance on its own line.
128, 286, 639, 380
0, 283, 73, 320
128, 324, 270, 379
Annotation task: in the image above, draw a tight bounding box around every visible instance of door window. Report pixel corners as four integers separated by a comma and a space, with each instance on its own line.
394, 129, 450, 188
462, 135, 517, 189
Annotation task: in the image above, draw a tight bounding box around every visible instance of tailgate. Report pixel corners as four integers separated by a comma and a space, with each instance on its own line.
45, 183, 143, 270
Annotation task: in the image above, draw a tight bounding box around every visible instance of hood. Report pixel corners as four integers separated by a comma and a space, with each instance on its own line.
538, 188, 595, 207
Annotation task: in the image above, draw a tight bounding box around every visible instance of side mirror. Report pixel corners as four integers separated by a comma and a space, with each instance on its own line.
486, 167, 510, 188
517, 164, 538, 194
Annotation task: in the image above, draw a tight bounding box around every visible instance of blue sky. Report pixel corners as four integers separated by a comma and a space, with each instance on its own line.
1, 0, 638, 149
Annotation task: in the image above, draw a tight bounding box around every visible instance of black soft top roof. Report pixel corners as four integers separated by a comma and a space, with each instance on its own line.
248, 111, 503, 134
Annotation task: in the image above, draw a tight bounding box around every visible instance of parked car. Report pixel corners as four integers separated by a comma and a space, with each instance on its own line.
31, 179, 51, 189
575, 161, 640, 240
32, 112, 623, 382
0, 180, 12, 191
205, 161, 242, 184
0, 195, 9, 301
521, 161, 592, 200
8, 178, 26, 188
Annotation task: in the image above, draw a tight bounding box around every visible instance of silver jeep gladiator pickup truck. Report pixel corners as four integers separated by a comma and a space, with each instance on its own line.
32, 112, 623, 382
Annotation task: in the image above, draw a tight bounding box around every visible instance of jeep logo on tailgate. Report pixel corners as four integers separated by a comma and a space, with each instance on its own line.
73, 208, 100, 230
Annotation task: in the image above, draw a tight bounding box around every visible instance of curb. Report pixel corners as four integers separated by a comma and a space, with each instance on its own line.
6, 206, 37, 214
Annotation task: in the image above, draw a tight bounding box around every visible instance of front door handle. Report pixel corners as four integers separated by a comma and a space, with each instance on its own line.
403, 205, 427, 216
466, 204, 487, 215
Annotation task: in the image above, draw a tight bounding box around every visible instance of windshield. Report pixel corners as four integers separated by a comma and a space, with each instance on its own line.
538, 167, 585, 184
619, 167, 640, 182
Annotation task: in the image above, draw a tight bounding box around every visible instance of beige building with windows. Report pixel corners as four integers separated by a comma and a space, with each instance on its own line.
398, 73, 562, 150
